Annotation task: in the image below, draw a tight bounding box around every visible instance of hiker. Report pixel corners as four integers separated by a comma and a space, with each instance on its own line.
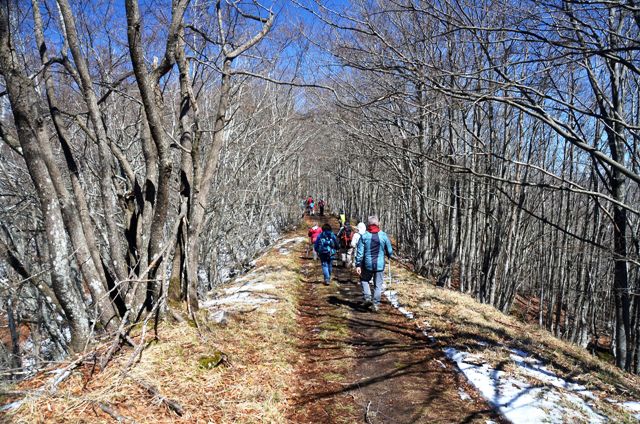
306, 196, 314, 216
318, 199, 325, 216
307, 223, 323, 260
300, 199, 307, 217
309, 200, 315, 216
314, 223, 339, 285
336, 223, 353, 267
355, 216, 393, 312
339, 210, 347, 227
349, 222, 366, 268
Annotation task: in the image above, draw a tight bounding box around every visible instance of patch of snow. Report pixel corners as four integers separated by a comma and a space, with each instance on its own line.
605, 399, 640, 420
379, 284, 640, 423
265, 224, 279, 239
509, 347, 529, 357
444, 347, 607, 424
508, 349, 594, 399
202, 291, 277, 308
21, 337, 36, 371
458, 388, 472, 401
275, 236, 306, 248
209, 310, 228, 325
383, 290, 414, 319
222, 281, 273, 295
621, 402, 640, 419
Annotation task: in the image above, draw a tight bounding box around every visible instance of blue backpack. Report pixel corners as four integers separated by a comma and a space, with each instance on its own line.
317, 233, 336, 256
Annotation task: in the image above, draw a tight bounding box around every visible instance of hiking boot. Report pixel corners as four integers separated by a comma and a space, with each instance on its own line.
363, 300, 373, 309
324, 280, 330, 286
371, 304, 379, 312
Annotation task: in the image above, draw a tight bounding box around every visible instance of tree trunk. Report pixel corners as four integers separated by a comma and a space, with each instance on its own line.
0, 6, 90, 350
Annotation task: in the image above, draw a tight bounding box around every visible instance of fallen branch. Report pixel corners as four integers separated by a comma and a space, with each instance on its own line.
169, 308, 186, 323
125, 373, 184, 416
0, 390, 31, 397
0, 351, 95, 411
122, 294, 165, 374
94, 400, 136, 423
101, 310, 132, 370
364, 400, 373, 424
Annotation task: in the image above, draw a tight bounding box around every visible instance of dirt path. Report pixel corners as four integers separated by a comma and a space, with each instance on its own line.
290, 217, 504, 423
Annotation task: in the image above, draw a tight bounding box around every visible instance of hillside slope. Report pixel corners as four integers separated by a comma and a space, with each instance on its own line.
2, 218, 639, 423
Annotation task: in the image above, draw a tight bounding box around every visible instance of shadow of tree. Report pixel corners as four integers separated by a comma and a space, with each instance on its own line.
293, 261, 505, 423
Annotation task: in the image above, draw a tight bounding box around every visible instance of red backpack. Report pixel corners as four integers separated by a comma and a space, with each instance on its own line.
340, 226, 352, 248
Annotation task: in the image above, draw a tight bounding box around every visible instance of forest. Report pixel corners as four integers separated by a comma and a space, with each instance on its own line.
0, 0, 639, 389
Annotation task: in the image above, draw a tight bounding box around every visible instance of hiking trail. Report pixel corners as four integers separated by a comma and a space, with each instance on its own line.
5, 215, 640, 423
289, 216, 502, 423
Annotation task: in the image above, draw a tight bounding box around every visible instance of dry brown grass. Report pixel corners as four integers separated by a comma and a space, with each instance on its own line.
3, 234, 307, 424
388, 262, 640, 421
6, 224, 639, 423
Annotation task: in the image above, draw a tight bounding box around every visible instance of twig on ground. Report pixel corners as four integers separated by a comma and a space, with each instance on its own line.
0, 351, 95, 411
124, 373, 185, 416
94, 400, 137, 423
364, 400, 373, 423
101, 310, 132, 370
169, 308, 186, 323
0, 390, 31, 397
121, 294, 165, 374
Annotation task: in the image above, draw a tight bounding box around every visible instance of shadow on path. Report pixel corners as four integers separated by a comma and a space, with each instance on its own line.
290, 216, 504, 424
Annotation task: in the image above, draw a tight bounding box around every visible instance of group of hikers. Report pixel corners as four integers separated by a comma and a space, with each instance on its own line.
303, 196, 325, 216
307, 208, 393, 312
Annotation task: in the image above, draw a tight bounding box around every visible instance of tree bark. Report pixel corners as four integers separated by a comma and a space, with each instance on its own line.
0, 4, 90, 350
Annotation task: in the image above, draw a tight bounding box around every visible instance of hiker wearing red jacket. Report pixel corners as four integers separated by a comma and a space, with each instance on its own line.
307, 223, 323, 260
306, 196, 314, 216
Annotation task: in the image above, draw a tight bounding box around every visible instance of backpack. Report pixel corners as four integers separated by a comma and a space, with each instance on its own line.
340, 226, 352, 248
317, 233, 336, 256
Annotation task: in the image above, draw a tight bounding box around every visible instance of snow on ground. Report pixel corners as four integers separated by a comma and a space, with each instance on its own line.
382, 276, 414, 319
508, 349, 595, 399
202, 275, 278, 311
458, 387, 471, 401
444, 347, 606, 424
607, 400, 640, 420
622, 402, 640, 419
382, 280, 640, 423
203, 236, 305, 315
383, 290, 414, 319
275, 236, 307, 249
275, 236, 306, 255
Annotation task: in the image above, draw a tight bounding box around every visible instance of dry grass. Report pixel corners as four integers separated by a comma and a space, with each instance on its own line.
6, 225, 639, 423
3, 235, 307, 424
388, 262, 640, 421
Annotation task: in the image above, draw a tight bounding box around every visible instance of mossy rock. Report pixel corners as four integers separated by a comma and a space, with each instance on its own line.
198, 351, 227, 369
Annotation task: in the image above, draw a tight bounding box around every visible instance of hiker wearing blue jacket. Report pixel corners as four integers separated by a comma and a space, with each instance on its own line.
355, 216, 393, 312
314, 223, 339, 285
